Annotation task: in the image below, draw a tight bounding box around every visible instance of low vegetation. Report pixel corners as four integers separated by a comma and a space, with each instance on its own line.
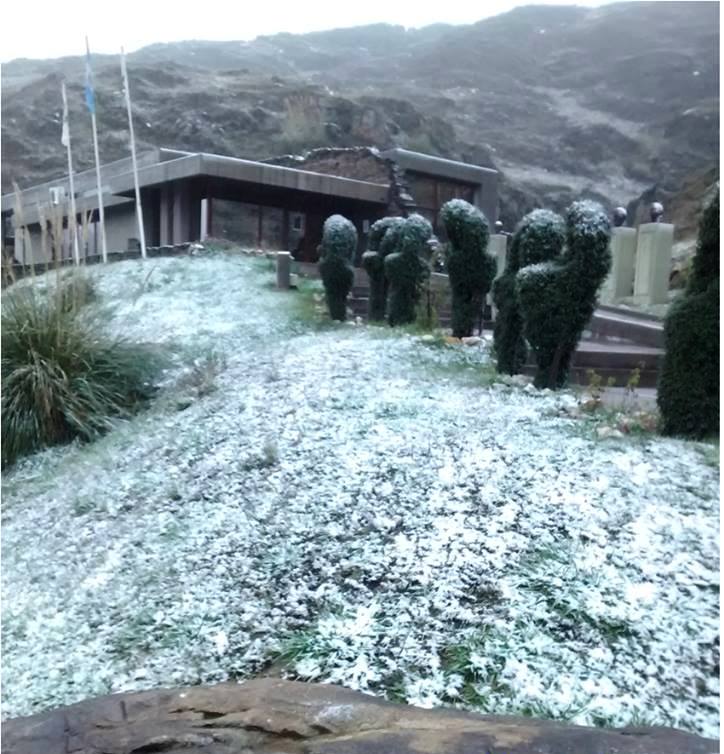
1, 273, 162, 466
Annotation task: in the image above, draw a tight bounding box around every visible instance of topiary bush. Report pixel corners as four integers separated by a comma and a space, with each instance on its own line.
516, 200, 611, 389
658, 190, 719, 438
384, 214, 433, 326
361, 217, 404, 322
318, 214, 357, 321
1, 282, 163, 466
493, 210, 565, 375
440, 199, 496, 338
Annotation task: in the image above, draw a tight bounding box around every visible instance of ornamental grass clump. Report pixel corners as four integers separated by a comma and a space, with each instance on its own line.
493, 210, 565, 375
516, 200, 611, 389
361, 217, 404, 322
1, 279, 163, 466
658, 190, 719, 438
384, 214, 433, 326
318, 214, 357, 321
440, 199, 496, 338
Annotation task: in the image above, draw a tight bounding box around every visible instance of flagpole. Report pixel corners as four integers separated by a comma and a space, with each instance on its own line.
120, 46, 146, 259
61, 81, 80, 265
86, 37, 108, 263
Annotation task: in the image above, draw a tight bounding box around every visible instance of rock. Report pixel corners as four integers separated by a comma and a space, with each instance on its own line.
597, 425, 625, 439
420, 334, 436, 343
2, 679, 716, 754
444, 336, 462, 345
461, 336, 482, 346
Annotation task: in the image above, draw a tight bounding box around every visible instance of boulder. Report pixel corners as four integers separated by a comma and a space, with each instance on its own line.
2, 678, 717, 754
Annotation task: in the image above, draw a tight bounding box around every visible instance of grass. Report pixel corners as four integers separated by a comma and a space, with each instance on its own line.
1, 276, 165, 466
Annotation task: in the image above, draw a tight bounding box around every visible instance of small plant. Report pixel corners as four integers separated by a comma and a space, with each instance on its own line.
1, 284, 163, 466
658, 190, 719, 438
440, 199, 496, 338
241, 438, 279, 471
492, 210, 565, 375
177, 351, 227, 398
516, 201, 611, 389
318, 215, 357, 321
385, 214, 433, 326
58, 271, 97, 312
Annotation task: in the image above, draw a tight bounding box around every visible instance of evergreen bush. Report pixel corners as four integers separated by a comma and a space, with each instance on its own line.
440, 199, 496, 338
493, 210, 565, 374
384, 214, 432, 326
658, 190, 719, 437
516, 201, 611, 389
318, 214, 357, 321
361, 217, 404, 322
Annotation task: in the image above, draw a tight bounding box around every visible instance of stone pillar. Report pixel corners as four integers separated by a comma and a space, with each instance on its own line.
632, 222, 674, 306
171, 184, 192, 245
276, 251, 292, 290
160, 185, 171, 246
487, 233, 508, 315
200, 198, 209, 242
600, 226, 637, 304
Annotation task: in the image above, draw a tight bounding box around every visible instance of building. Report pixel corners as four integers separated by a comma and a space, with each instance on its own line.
1, 147, 498, 265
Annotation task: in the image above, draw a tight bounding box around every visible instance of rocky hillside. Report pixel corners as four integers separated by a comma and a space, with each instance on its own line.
1, 1, 719, 233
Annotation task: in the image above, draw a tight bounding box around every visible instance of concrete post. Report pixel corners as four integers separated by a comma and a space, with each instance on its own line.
632, 222, 674, 306
487, 233, 508, 316
276, 251, 292, 290
600, 226, 637, 303
159, 185, 171, 246
200, 198, 209, 242
171, 184, 191, 244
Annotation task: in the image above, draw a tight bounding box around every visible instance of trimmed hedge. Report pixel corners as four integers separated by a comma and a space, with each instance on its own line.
440, 199, 496, 338
492, 209, 565, 374
658, 190, 719, 438
516, 201, 611, 389
318, 214, 357, 321
361, 217, 404, 322
385, 214, 433, 326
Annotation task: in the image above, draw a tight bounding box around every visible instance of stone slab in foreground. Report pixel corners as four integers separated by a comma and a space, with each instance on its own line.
2, 678, 718, 754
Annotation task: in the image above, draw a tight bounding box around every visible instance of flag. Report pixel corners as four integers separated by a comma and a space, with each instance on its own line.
61, 81, 70, 146
84, 37, 95, 115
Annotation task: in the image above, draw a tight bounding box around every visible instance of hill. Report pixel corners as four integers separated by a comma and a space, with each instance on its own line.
1, 2, 719, 232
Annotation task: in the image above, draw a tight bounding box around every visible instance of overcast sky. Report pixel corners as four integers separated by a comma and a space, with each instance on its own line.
2, 0, 616, 62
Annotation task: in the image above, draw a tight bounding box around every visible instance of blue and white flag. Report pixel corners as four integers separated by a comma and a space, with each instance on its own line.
84, 37, 95, 115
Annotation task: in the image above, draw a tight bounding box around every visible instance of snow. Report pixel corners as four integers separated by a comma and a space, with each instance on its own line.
1, 252, 719, 738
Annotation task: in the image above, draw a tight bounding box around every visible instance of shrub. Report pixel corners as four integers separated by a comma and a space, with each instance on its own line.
361, 217, 404, 322
493, 210, 565, 375
58, 271, 97, 312
440, 199, 496, 338
318, 214, 357, 321
384, 214, 433, 326
1, 284, 162, 466
516, 201, 611, 389
658, 190, 719, 438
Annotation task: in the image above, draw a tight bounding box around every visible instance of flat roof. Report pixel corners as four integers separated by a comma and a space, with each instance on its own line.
2, 148, 390, 222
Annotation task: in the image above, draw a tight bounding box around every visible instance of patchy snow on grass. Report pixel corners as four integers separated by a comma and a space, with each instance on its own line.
1, 252, 719, 738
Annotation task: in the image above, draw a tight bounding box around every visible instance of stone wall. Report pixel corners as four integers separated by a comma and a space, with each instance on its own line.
265, 147, 390, 184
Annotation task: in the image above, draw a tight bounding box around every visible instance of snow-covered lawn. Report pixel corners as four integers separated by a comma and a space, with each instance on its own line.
2, 252, 719, 737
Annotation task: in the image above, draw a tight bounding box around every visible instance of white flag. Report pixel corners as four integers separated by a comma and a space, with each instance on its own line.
61, 81, 70, 147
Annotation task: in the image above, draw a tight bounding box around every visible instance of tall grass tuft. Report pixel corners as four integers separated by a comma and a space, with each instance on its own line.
2, 281, 163, 466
